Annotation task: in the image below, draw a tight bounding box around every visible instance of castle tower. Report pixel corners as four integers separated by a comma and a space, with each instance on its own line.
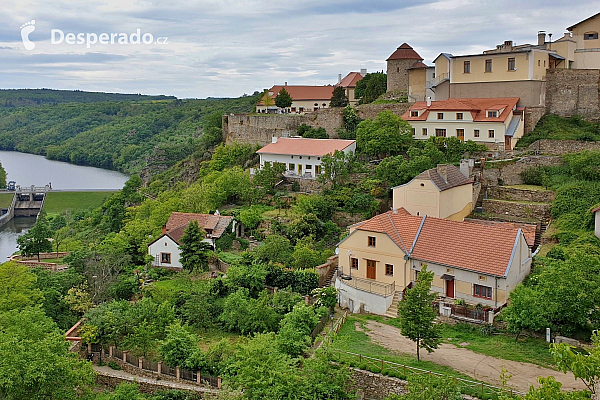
386, 43, 423, 92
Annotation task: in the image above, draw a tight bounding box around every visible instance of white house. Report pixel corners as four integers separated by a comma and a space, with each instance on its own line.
401, 97, 524, 151
148, 212, 235, 269
256, 85, 335, 114
593, 205, 600, 239
256, 137, 356, 179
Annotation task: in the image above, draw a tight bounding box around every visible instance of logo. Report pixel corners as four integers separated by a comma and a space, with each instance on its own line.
20, 20, 36, 50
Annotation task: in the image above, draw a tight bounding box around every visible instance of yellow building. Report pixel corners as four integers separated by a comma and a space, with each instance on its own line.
335, 209, 532, 318
401, 97, 524, 150
256, 84, 334, 114
338, 70, 366, 105
392, 164, 474, 221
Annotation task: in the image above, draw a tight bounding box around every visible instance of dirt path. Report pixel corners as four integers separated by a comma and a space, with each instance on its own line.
357, 320, 586, 393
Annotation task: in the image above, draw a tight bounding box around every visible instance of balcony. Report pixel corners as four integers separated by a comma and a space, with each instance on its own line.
338, 274, 395, 297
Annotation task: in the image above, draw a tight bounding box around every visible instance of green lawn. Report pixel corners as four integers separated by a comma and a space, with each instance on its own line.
43, 191, 114, 215
0, 193, 13, 208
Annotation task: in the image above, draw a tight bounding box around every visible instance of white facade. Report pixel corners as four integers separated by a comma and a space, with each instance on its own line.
595, 210, 600, 239
258, 141, 356, 179
148, 235, 182, 269
335, 278, 395, 315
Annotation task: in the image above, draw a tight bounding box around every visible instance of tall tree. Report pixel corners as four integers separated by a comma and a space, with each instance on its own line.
397, 266, 440, 361
356, 110, 414, 158
17, 213, 53, 261
550, 330, 600, 394
260, 90, 275, 108
0, 262, 43, 312
318, 150, 350, 188
179, 220, 213, 272
275, 88, 293, 109
330, 86, 349, 107
355, 72, 387, 104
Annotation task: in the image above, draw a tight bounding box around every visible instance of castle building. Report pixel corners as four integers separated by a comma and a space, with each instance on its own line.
386, 43, 423, 93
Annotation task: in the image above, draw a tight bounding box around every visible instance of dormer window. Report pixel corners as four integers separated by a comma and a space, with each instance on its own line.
410, 111, 419, 117
487, 110, 498, 118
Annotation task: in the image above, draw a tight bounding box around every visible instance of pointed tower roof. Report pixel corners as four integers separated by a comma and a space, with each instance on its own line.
386, 43, 423, 61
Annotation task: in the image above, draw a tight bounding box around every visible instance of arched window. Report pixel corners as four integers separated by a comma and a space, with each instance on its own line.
314, 103, 318, 106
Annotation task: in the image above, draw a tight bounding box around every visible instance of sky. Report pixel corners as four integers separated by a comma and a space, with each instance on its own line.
0, 0, 598, 99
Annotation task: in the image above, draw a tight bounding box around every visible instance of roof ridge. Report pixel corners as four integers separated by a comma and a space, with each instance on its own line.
387, 213, 408, 254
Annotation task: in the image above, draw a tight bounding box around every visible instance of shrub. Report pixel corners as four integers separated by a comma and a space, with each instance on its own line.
108, 361, 121, 370
520, 166, 546, 186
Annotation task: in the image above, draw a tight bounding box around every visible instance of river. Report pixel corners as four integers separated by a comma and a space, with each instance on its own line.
0, 151, 129, 262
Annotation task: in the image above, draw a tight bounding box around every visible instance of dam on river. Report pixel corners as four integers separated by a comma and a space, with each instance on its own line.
0, 185, 48, 228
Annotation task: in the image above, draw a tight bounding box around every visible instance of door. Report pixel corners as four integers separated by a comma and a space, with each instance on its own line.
505, 136, 512, 151
297, 164, 303, 175
457, 129, 465, 142
446, 279, 454, 298
366, 260, 376, 280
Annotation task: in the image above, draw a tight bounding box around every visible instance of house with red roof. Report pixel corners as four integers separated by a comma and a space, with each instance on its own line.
401, 97, 524, 150
256, 137, 356, 179
337, 70, 366, 105
148, 212, 235, 269
256, 84, 335, 114
335, 208, 532, 318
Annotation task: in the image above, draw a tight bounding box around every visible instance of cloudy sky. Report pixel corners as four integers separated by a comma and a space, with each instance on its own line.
0, 0, 598, 98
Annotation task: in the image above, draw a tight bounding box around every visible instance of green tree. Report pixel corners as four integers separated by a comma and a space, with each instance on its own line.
159, 322, 199, 368
260, 90, 275, 108
0, 307, 95, 400
550, 330, 600, 394
17, 213, 53, 261
253, 162, 285, 194
253, 235, 292, 265
64, 283, 94, 315
517, 377, 590, 400
356, 110, 414, 158
397, 266, 440, 361
0, 262, 43, 312
125, 321, 156, 358
330, 86, 349, 107
179, 220, 213, 272
0, 162, 6, 189
275, 88, 293, 109
355, 72, 387, 104
311, 286, 337, 313
318, 150, 350, 188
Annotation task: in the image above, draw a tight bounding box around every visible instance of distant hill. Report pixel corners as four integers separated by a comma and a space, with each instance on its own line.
0, 89, 176, 108
0, 93, 259, 174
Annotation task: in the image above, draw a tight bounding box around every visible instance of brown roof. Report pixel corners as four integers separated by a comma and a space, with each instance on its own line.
386, 43, 423, 61
463, 219, 537, 248
338, 72, 364, 88
345, 209, 526, 277
408, 61, 428, 69
394, 165, 472, 191
256, 137, 355, 157
164, 212, 233, 244
401, 97, 520, 123
257, 85, 334, 105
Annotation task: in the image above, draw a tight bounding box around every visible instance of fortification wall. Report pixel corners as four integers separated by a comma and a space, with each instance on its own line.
546, 69, 600, 119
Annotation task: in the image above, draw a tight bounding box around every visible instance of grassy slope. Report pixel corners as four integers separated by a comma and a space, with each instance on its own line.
0, 193, 13, 208
516, 114, 600, 148
43, 192, 114, 214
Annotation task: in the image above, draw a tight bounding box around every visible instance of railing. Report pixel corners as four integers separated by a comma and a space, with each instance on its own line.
340, 275, 395, 297
161, 364, 177, 377
436, 301, 490, 323
334, 350, 523, 398
435, 72, 449, 85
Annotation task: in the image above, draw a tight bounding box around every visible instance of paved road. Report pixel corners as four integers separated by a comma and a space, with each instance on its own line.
93, 365, 219, 394
357, 320, 587, 393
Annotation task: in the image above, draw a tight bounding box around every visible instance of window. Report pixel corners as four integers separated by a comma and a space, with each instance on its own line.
584, 32, 599, 40
538, 60, 540, 66
463, 60, 470, 73
508, 57, 516, 71
435, 128, 446, 137
161, 253, 171, 264
322, 103, 326, 107
314, 103, 318, 107
422, 128, 428, 136
299, 156, 302, 159
488, 129, 495, 138
437, 113, 444, 119
414, 270, 419, 281
412, 128, 416, 136
411, 111, 419, 117
315, 165, 321, 174
305, 164, 312, 170
368, 236, 376, 247
474, 284, 492, 299
478, 275, 487, 281
485, 59, 492, 72
288, 163, 294, 170
456, 113, 463, 120
351, 257, 358, 269
474, 129, 480, 138
291, 107, 296, 112
487, 110, 498, 118
385, 264, 394, 276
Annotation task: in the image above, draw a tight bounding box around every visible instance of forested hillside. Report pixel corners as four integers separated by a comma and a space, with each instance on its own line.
0, 94, 259, 174
0, 89, 175, 108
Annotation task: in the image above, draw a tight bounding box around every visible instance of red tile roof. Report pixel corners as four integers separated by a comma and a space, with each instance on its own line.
407, 165, 472, 191
338, 72, 364, 88
347, 209, 526, 277
164, 212, 233, 244
257, 85, 334, 105
401, 98, 520, 123
256, 137, 355, 157
387, 43, 423, 61
463, 219, 537, 248
408, 61, 428, 69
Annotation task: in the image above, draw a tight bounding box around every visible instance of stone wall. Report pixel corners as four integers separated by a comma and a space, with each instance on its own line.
523, 106, 546, 135
486, 186, 555, 203
356, 102, 412, 121
546, 69, 600, 119
95, 374, 217, 397
350, 368, 407, 399
527, 139, 600, 155
482, 156, 563, 186
481, 199, 551, 221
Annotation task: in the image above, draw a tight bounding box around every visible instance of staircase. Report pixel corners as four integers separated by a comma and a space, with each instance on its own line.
534, 221, 548, 251
385, 292, 400, 318
322, 266, 337, 287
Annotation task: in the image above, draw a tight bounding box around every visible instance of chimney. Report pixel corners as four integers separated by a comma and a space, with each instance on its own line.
459, 159, 470, 178
338, 74, 342, 84
392, 208, 398, 214
437, 164, 448, 183
272, 136, 278, 144
162, 225, 167, 235
426, 96, 432, 107
537, 31, 546, 46
360, 68, 367, 75
284, 81, 287, 86
504, 40, 513, 47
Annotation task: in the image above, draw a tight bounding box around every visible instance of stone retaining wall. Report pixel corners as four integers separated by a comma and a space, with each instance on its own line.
486, 186, 555, 203
350, 368, 407, 399
96, 373, 217, 397
527, 139, 600, 155
482, 156, 562, 186
546, 69, 600, 119
481, 199, 551, 221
